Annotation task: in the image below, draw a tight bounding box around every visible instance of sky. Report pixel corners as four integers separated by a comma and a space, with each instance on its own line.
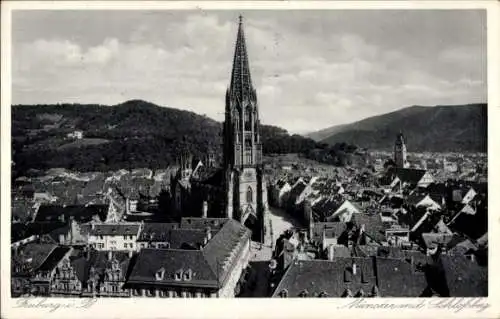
12, 10, 486, 134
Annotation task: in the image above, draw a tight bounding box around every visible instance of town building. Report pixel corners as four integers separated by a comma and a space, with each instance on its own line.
272, 257, 428, 297
394, 132, 410, 168
125, 219, 251, 298
87, 222, 142, 251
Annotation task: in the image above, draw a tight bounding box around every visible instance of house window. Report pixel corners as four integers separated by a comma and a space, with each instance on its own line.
156, 268, 165, 281
247, 187, 253, 203
183, 269, 192, 281
129, 243, 134, 249
133, 289, 141, 296
100, 235, 104, 240
98, 243, 104, 249
124, 243, 128, 249
174, 270, 182, 281
129, 235, 134, 240
123, 235, 127, 240
147, 288, 155, 297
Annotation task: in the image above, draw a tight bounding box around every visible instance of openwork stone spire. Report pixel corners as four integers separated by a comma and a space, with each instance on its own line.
229, 15, 254, 103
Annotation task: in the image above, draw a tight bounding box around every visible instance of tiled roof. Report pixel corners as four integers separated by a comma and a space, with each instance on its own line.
11, 221, 66, 243
393, 168, 427, 184
448, 239, 477, 256
127, 249, 219, 288
288, 181, 307, 203
375, 247, 430, 265
272, 258, 377, 297
351, 214, 387, 243
12, 243, 58, 275
440, 254, 487, 297
406, 193, 428, 206
376, 257, 427, 297
180, 217, 228, 230
37, 246, 71, 272
202, 219, 251, 284
168, 229, 209, 249
352, 245, 379, 258
35, 204, 108, 223
89, 223, 141, 236
137, 223, 179, 241
327, 245, 351, 258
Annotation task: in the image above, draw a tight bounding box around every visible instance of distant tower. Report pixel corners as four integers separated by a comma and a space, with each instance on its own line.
223, 15, 267, 242
394, 132, 409, 168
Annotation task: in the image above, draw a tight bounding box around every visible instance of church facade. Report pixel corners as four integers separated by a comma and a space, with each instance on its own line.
170, 16, 268, 242
222, 16, 268, 242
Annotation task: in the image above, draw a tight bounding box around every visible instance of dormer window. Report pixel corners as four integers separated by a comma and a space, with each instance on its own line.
174, 269, 183, 281
183, 269, 192, 281
278, 289, 288, 298
155, 267, 165, 281
356, 289, 365, 297
342, 288, 353, 298
318, 291, 329, 298
298, 289, 309, 297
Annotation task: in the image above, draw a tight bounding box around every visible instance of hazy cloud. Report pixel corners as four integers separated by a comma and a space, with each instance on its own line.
12, 10, 486, 133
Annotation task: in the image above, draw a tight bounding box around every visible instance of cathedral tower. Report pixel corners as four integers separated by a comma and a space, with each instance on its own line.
394, 132, 409, 168
223, 16, 267, 242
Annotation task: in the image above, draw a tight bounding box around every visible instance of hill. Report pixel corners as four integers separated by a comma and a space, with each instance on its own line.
309, 104, 487, 152
11, 100, 325, 175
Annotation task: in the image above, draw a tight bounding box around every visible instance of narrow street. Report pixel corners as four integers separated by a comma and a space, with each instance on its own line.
251, 205, 303, 262
265, 206, 303, 246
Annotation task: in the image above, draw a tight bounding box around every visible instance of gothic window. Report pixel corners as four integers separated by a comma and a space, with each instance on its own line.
246, 187, 253, 203
245, 134, 252, 148
244, 108, 252, 131
245, 151, 252, 165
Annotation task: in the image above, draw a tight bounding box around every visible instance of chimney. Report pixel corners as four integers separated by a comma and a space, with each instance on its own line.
352, 262, 357, 275
108, 251, 113, 261
205, 227, 212, 241
328, 245, 335, 261
360, 224, 365, 234
469, 254, 476, 263
128, 250, 133, 258
202, 201, 208, 218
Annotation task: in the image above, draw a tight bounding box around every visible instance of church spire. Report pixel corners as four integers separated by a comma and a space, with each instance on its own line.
229, 15, 254, 102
